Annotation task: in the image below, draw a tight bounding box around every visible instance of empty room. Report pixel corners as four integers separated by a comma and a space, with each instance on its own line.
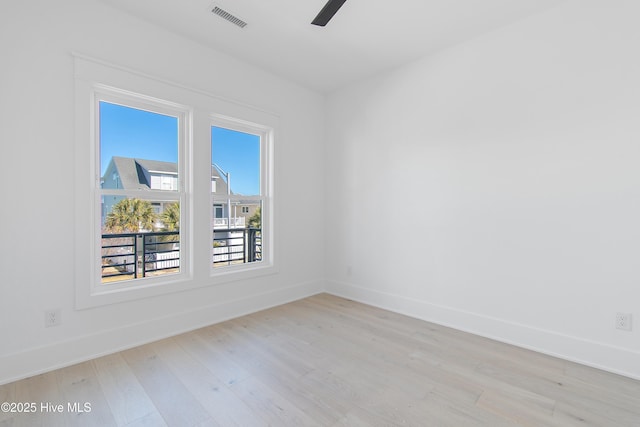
1, 0, 639, 425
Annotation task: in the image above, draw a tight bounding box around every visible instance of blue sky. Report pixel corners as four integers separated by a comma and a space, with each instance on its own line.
100, 101, 260, 195
211, 126, 260, 196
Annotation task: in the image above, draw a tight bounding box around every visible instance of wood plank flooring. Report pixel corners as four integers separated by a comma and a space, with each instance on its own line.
1, 293, 639, 426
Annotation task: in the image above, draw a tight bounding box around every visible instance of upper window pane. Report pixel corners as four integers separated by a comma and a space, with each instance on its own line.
100, 101, 179, 191
211, 126, 260, 197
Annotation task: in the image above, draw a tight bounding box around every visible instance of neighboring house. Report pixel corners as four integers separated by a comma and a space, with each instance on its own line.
101, 156, 256, 230
102, 157, 181, 192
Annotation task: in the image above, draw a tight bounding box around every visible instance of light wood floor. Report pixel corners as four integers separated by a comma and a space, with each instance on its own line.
1, 294, 639, 426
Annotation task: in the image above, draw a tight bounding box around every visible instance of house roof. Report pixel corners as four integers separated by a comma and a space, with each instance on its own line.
135, 158, 178, 175
103, 156, 229, 194
108, 157, 149, 190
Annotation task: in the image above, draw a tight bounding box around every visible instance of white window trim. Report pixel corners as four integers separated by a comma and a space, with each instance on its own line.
74, 54, 278, 309
92, 88, 192, 294
210, 115, 275, 280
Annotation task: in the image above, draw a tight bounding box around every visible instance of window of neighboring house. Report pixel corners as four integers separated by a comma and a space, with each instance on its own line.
213, 204, 224, 221
150, 173, 178, 191
98, 96, 187, 289
211, 121, 271, 272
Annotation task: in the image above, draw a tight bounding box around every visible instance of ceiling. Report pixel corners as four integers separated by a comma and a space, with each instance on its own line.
98, 0, 564, 93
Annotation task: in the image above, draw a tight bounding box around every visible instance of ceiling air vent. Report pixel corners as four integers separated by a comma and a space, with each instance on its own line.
211, 6, 247, 28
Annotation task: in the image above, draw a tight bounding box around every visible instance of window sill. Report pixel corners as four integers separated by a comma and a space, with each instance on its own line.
76, 262, 278, 309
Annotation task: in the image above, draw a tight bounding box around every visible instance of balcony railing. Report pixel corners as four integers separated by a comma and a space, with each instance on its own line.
213, 228, 262, 267
101, 228, 261, 282
213, 217, 246, 228
101, 231, 180, 281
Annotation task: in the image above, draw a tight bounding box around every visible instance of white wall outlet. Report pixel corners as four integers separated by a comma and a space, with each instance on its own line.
45, 309, 61, 328
615, 312, 632, 331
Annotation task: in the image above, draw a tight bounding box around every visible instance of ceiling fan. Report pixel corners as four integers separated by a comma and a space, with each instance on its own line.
311, 0, 347, 26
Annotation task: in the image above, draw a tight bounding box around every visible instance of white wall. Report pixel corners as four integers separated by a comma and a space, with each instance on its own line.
0, 0, 325, 383
325, 0, 640, 379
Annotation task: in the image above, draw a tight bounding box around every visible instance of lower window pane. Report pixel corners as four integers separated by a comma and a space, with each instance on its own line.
101, 197, 180, 283
212, 201, 262, 268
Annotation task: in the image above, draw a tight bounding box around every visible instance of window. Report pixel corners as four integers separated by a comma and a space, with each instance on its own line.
211, 123, 267, 269
97, 94, 189, 288
75, 56, 276, 308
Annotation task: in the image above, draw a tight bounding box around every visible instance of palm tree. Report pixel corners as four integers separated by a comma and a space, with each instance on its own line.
105, 198, 156, 233
161, 202, 180, 231
248, 206, 261, 229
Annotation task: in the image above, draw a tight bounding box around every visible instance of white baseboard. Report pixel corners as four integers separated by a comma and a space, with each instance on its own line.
326, 280, 640, 381
0, 280, 324, 385
4, 278, 637, 385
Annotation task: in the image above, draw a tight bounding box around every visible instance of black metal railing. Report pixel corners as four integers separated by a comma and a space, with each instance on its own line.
101, 228, 262, 281
213, 227, 262, 267
101, 231, 180, 281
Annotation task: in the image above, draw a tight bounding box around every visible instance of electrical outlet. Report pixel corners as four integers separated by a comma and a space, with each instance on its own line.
45, 309, 61, 328
615, 313, 632, 331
